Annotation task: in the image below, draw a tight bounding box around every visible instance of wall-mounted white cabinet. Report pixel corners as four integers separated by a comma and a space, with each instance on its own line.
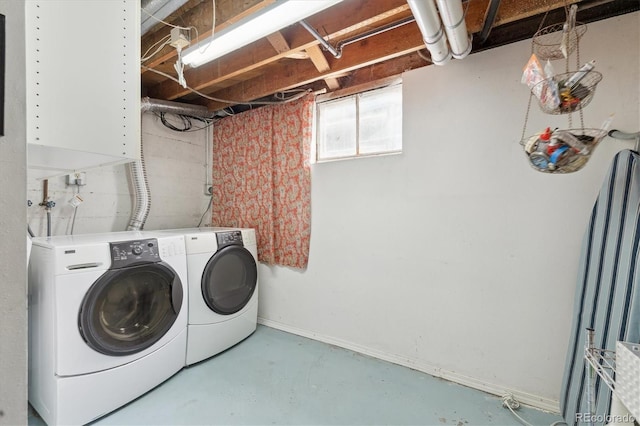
25, 0, 140, 179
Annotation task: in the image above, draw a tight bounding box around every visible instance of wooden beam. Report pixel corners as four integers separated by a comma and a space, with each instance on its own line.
145, 0, 411, 100
463, 0, 583, 33
494, 0, 583, 27
202, 20, 425, 110
304, 45, 341, 90
318, 75, 401, 102
266, 31, 290, 54
305, 45, 331, 73
324, 78, 341, 90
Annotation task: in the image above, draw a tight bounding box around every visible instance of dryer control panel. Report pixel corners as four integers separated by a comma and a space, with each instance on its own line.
216, 230, 243, 248
110, 238, 160, 269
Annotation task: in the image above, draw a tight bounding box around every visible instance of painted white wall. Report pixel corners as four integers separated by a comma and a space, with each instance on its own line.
257, 13, 640, 410
0, 2, 28, 424
27, 113, 212, 236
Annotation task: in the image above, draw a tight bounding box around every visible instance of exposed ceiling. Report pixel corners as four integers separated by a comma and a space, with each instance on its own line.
140, 0, 639, 114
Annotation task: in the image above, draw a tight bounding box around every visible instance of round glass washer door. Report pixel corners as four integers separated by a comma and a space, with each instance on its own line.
78, 262, 183, 356
201, 245, 257, 315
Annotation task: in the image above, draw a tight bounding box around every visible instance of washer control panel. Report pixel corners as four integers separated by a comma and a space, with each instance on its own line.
110, 238, 160, 269
216, 230, 243, 248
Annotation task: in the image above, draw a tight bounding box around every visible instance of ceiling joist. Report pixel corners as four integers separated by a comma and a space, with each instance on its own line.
140, 0, 636, 112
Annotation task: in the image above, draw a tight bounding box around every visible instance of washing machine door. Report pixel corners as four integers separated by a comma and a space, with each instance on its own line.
78, 262, 183, 356
201, 245, 257, 315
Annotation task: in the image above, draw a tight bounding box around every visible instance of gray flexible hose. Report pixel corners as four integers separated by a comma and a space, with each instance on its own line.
126, 143, 151, 231
46, 210, 52, 237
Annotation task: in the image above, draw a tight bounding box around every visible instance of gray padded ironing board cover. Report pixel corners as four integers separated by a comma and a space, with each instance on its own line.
560, 149, 640, 424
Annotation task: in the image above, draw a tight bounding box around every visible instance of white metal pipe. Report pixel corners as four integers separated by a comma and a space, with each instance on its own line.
406, 0, 451, 65
435, 0, 472, 59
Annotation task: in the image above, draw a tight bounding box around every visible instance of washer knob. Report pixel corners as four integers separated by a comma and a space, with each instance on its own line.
132, 245, 143, 255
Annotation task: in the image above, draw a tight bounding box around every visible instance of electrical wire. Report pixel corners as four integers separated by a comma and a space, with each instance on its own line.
417, 48, 433, 64
142, 34, 172, 62
219, 107, 235, 116
502, 395, 533, 426
502, 394, 568, 426
140, 6, 200, 62
155, 112, 216, 133
197, 0, 216, 55
197, 195, 213, 227
141, 65, 312, 106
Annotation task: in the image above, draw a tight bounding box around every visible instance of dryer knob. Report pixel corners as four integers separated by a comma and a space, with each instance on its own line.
132, 245, 143, 255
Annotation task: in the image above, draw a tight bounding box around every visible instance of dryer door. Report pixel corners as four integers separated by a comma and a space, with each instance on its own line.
201, 245, 257, 315
78, 262, 183, 356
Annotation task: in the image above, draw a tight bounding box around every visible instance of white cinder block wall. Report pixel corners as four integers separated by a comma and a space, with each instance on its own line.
257, 13, 640, 411
27, 114, 212, 236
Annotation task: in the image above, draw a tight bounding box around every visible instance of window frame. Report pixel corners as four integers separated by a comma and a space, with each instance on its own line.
315, 83, 402, 162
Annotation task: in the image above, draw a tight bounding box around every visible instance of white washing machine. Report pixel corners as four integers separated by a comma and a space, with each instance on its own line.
28, 231, 188, 425
155, 227, 258, 365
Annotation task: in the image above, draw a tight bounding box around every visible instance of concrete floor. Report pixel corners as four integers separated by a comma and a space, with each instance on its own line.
29, 325, 563, 425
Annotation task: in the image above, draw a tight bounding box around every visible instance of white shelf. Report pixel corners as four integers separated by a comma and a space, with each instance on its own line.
25, 0, 141, 178
584, 329, 639, 426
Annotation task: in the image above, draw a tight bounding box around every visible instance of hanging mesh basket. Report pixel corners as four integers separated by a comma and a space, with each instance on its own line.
521, 128, 608, 174
533, 23, 587, 61
532, 71, 602, 115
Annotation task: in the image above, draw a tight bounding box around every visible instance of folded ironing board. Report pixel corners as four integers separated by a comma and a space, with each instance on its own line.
560, 149, 640, 424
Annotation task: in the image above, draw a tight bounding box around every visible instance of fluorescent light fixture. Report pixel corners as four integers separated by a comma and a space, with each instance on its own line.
182, 0, 343, 68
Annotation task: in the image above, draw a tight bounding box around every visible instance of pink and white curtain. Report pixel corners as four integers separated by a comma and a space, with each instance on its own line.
211, 94, 313, 269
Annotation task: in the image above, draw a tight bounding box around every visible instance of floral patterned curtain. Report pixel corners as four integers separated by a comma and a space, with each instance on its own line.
211, 94, 313, 269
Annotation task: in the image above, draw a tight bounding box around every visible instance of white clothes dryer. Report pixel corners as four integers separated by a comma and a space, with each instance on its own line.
155, 227, 258, 365
28, 231, 188, 425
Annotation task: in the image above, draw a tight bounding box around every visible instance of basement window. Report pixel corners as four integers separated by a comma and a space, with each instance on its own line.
315, 84, 402, 161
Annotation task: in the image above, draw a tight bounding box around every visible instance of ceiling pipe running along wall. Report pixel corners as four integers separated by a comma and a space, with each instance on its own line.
435, 0, 472, 59
406, 0, 451, 65
407, 0, 471, 64
141, 96, 214, 118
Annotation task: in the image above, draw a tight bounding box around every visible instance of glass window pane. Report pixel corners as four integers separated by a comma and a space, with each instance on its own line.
358, 85, 402, 155
317, 97, 357, 160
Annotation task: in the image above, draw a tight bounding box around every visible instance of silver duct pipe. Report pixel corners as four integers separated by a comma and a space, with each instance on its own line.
141, 97, 214, 118
126, 144, 151, 231
126, 98, 214, 231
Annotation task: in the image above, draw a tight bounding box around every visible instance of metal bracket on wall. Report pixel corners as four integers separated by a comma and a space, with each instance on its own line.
608, 130, 640, 152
